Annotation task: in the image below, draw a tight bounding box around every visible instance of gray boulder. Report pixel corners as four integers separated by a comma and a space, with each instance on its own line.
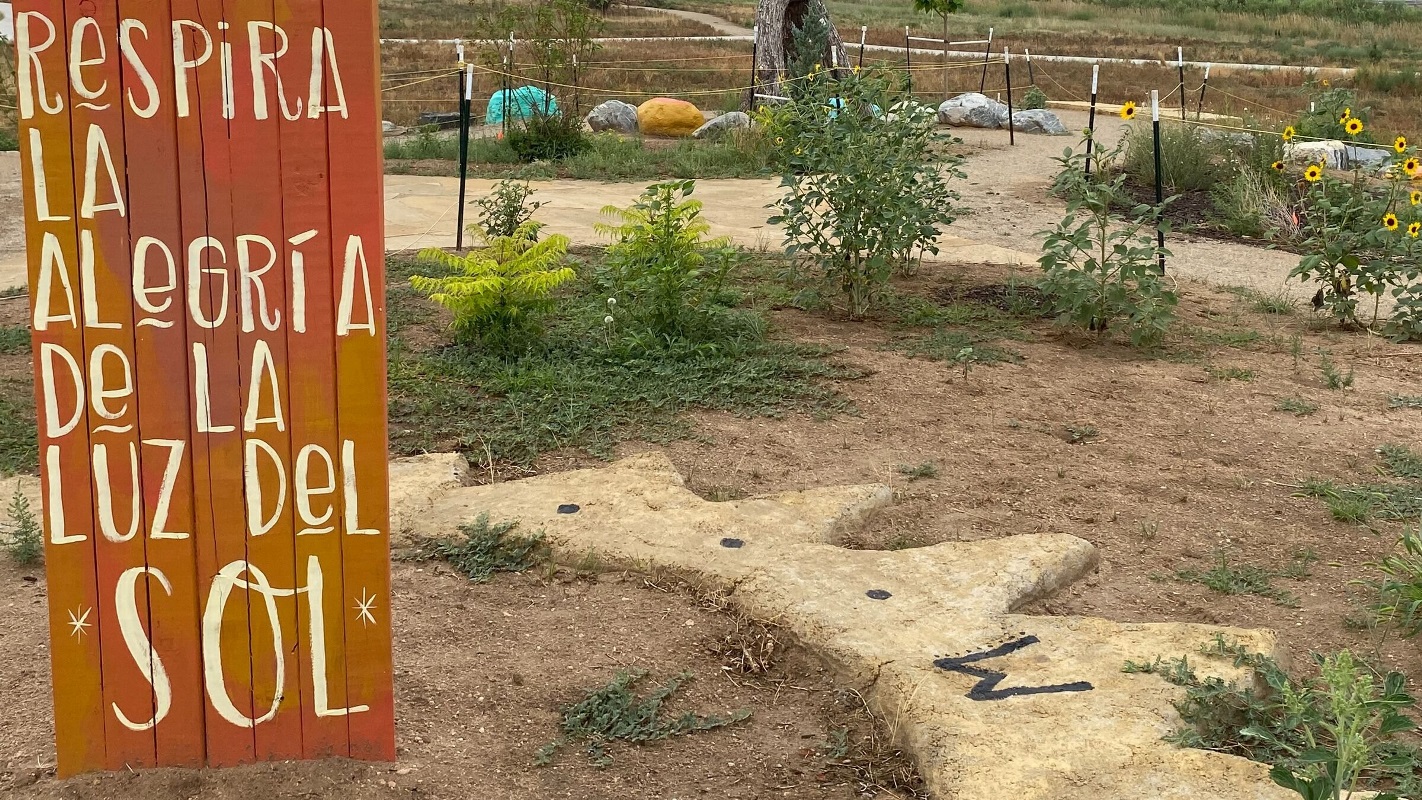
1344, 143, 1390, 170
1009, 109, 1069, 135
693, 111, 751, 140
937, 93, 1009, 129
586, 100, 639, 135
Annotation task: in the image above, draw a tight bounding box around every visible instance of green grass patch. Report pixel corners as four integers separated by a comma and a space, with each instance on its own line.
1207, 365, 1254, 382
892, 328, 1023, 366
387, 254, 851, 465
0, 380, 38, 477
1275, 397, 1318, 416
534, 670, 751, 767
1175, 551, 1315, 608
0, 326, 31, 355
386, 130, 775, 182
897, 462, 938, 480
404, 513, 548, 582
1390, 395, 1422, 410
1299, 446, 1422, 524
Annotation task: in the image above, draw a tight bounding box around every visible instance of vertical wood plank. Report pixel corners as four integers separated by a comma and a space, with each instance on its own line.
224, 0, 307, 760
118, 0, 210, 766
60, 0, 161, 769
168, 0, 258, 765
14, 0, 108, 777
272, 0, 354, 759
324, 0, 397, 762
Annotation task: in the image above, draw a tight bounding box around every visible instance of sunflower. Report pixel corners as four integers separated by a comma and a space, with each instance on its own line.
1412, 190, 1421, 206
775, 137, 784, 145
1345, 117, 1364, 136
1304, 163, 1324, 183
1383, 212, 1400, 231
1340, 107, 1352, 122
1271, 160, 1285, 172
1119, 101, 1137, 120
1411, 221, 1422, 238
1282, 126, 1296, 143
1396, 135, 1409, 154
1408, 157, 1422, 175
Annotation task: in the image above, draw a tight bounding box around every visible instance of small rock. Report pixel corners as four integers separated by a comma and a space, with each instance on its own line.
937, 92, 1009, 129
585, 99, 639, 135
416, 111, 461, 129
692, 111, 751, 140
1009, 109, 1069, 135
381, 120, 397, 134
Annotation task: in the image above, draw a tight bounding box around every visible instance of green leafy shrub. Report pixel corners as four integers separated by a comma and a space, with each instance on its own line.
1039, 143, 1178, 346
2, 493, 42, 565
1124, 639, 1419, 800
764, 69, 961, 317
508, 112, 589, 163
412, 222, 575, 351
787, 11, 832, 83
1366, 526, 1422, 638
477, 180, 543, 239
1295, 86, 1373, 143
596, 180, 740, 343
1022, 85, 1048, 110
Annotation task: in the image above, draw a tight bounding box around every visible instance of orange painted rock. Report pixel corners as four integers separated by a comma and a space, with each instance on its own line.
636, 98, 706, 137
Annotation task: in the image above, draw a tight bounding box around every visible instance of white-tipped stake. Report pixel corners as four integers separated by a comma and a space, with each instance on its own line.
1152, 89, 1160, 121
465, 64, 474, 101
1204, 63, 1212, 80
1091, 64, 1100, 94
987, 27, 994, 43
456, 40, 465, 65
860, 25, 867, 49
1178, 46, 1184, 67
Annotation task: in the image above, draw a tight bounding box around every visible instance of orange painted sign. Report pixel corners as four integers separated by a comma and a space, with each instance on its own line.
13, 1, 395, 776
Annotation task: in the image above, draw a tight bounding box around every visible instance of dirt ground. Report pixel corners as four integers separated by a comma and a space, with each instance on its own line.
2, 557, 911, 799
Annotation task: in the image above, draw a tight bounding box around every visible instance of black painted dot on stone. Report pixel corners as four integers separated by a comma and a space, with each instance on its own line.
866, 589, 893, 601
557, 504, 581, 515
720, 538, 745, 549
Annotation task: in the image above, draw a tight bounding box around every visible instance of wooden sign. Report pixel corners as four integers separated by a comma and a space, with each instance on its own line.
13, 0, 395, 776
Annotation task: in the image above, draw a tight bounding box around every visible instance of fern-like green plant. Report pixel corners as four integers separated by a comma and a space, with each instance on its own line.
595, 180, 737, 343
412, 222, 575, 351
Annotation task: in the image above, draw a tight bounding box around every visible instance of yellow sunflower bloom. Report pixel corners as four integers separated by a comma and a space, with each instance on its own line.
1412, 190, 1421, 206
1282, 126, 1296, 143
1119, 101, 1137, 120
1340, 107, 1352, 122
1396, 135, 1409, 154
1411, 221, 1422, 238
1383, 212, 1400, 231
1304, 164, 1324, 183
1271, 160, 1285, 172
1407, 157, 1422, 175
1345, 117, 1364, 136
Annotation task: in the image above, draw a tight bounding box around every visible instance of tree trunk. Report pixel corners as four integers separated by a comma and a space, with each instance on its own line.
747, 0, 849, 105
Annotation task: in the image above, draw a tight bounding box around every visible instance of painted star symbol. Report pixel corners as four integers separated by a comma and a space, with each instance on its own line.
67, 606, 93, 639
353, 589, 378, 627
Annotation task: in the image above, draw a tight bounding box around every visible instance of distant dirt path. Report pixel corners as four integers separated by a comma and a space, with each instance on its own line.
385, 108, 1304, 300
620, 5, 752, 36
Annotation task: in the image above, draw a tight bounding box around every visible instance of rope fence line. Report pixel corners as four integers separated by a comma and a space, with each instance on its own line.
383, 70, 461, 93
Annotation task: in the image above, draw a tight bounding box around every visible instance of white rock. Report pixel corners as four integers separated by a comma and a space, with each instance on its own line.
693, 111, 751, 140
1287, 140, 1348, 170
585, 99, 639, 135
1010, 109, 1069, 135
938, 93, 1009, 129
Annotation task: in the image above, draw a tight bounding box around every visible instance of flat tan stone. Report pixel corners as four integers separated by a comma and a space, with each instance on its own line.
407, 452, 1289, 800
388, 452, 470, 541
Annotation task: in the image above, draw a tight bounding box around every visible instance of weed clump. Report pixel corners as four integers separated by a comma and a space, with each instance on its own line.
534, 670, 750, 767
1124, 638, 1420, 800
406, 514, 547, 583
